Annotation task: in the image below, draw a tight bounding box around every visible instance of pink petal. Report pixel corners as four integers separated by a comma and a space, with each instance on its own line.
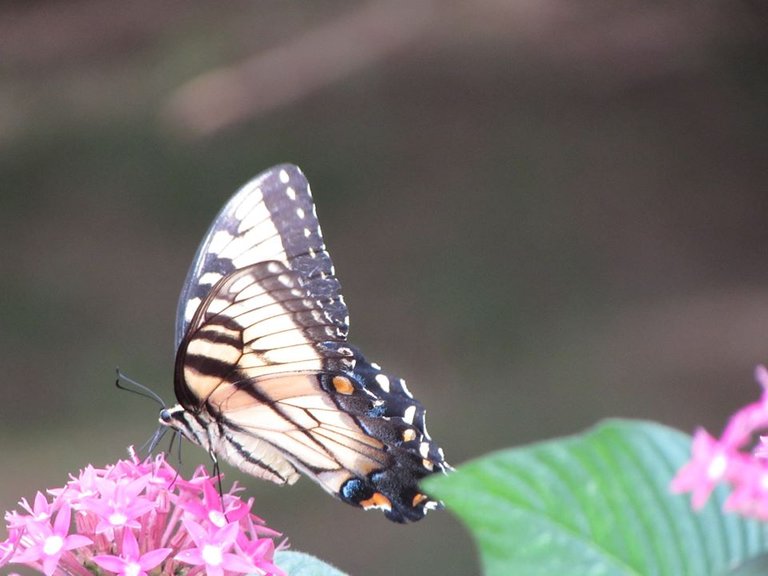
204, 563, 224, 576
138, 547, 173, 570
175, 548, 205, 566
722, 403, 768, 448
93, 555, 128, 572
53, 505, 72, 536
690, 483, 715, 510
215, 522, 241, 548
181, 518, 207, 547
202, 481, 223, 511
63, 534, 93, 551
756, 364, 768, 392
42, 553, 61, 576
246, 538, 274, 558
221, 551, 257, 573
121, 528, 140, 559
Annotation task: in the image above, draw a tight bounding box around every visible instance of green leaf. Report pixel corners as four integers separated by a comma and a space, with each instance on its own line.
274, 550, 349, 576
725, 552, 768, 575
423, 419, 768, 576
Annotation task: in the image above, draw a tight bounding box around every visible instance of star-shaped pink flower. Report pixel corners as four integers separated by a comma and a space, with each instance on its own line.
175, 519, 254, 576
1, 452, 284, 576
11, 504, 92, 576
176, 478, 249, 529
93, 524, 172, 576
670, 427, 735, 509
81, 476, 155, 532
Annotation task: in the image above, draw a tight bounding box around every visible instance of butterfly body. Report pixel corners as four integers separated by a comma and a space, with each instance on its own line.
160, 165, 448, 522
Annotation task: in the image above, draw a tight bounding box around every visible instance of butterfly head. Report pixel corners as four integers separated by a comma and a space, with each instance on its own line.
159, 405, 210, 450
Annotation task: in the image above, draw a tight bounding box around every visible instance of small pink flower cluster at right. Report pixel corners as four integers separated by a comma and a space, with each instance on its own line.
0, 450, 286, 576
671, 365, 768, 520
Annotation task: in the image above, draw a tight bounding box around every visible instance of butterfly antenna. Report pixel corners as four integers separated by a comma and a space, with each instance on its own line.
115, 368, 167, 408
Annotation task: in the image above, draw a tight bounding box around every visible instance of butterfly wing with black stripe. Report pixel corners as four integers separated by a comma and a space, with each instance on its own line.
169, 164, 449, 522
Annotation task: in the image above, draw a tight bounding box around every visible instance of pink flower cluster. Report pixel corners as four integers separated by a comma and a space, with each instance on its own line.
0, 450, 285, 576
671, 365, 768, 520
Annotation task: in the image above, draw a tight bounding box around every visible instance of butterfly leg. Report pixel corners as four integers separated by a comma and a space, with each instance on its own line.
208, 451, 230, 521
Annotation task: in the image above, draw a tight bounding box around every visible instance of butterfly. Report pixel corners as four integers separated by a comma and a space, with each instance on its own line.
158, 164, 450, 522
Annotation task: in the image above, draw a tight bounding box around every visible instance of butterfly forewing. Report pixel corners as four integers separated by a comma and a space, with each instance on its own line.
175, 164, 348, 350
167, 164, 449, 523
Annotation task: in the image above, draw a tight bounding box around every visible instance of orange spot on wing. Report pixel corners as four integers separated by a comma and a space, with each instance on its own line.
360, 492, 392, 511
402, 428, 417, 442
412, 493, 428, 507
332, 375, 355, 395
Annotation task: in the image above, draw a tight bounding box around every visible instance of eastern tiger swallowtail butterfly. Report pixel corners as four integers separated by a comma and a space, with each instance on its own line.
158, 164, 450, 523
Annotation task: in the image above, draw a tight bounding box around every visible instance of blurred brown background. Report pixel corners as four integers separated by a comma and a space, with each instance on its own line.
1, 1, 766, 575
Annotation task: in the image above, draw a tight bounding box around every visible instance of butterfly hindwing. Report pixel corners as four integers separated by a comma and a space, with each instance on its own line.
175, 260, 352, 409
164, 164, 449, 522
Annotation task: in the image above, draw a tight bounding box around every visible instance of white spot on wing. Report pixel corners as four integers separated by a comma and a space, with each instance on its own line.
403, 405, 416, 425
374, 374, 391, 393
286, 186, 296, 200
400, 379, 414, 399
279, 169, 290, 184
296, 207, 305, 219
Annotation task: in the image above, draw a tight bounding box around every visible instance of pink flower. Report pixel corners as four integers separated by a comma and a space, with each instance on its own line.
176, 477, 249, 529
237, 536, 282, 575
92, 526, 171, 576
723, 457, 768, 520
10, 504, 92, 576
0, 531, 20, 565
1, 451, 285, 576
671, 428, 733, 509
19, 493, 54, 524
720, 369, 768, 448
81, 475, 155, 533
175, 519, 255, 576
673, 364, 768, 521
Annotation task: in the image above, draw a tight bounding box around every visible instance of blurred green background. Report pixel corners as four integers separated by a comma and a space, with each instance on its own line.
1, 1, 766, 575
